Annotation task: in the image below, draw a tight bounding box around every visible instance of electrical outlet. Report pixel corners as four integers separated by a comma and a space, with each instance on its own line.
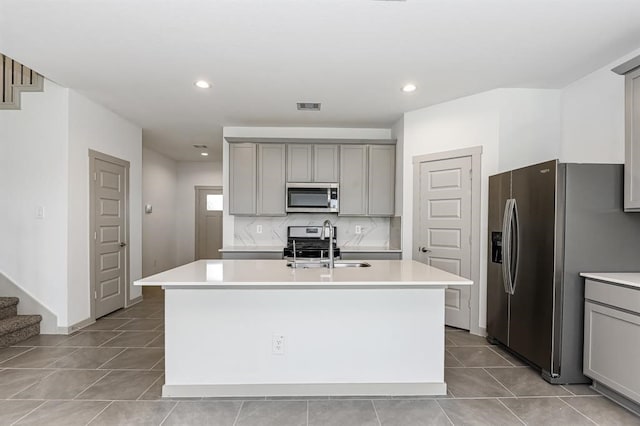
272, 334, 285, 355
257, 225, 263, 234
355, 225, 362, 234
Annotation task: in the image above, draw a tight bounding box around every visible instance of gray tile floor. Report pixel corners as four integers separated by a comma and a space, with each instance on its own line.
0, 293, 638, 425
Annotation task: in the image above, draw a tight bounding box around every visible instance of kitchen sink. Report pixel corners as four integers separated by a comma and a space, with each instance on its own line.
287, 261, 371, 269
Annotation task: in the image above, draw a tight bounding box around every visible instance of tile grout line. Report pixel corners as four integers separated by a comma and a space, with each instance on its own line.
94, 348, 128, 370
158, 401, 179, 425
434, 399, 455, 425
306, 400, 309, 426
8, 400, 48, 426
96, 331, 125, 347
486, 345, 518, 367
371, 399, 382, 426
83, 400, 114, 425
232, 400, 245, 426
0, 347, 35, 365
6, 368, 59, 399
445, 349, 465, 367
558, 396, 599, 425
69, 369, 112, 399
482, 367, 518, 398
497, 398, 527, 425
137, 372, 165, 400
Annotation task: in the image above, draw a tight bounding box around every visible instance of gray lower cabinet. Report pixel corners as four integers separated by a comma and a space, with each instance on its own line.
222, 251, 283, 260
339, 144, 395, 216
229, 143, 257, 215
340, 252, 401, 260
583, 278, 640, 409
624, 67, 640, 211
257, 144, 286, 216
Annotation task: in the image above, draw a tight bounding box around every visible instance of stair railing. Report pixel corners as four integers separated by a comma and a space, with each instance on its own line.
1, 53, 43, 110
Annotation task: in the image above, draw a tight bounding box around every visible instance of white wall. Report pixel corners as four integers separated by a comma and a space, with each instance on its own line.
561, 47, 640, 163
175, 161, 223, 266
142, 147, 178, 276
67, 90, 142, 327
499, 89, 562, 170
0, 80, 70, 328
221, 126, 393, 247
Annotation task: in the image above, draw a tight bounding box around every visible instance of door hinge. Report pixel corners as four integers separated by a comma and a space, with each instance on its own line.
94, 291, 97, 299
469, 168, 472, 179
94, 232, 97, 240
93, 172, 97, 181
468, 298, 472, 309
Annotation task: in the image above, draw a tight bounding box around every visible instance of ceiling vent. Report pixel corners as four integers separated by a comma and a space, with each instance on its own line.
297, 102, 321, 111
193, 144, 208, 148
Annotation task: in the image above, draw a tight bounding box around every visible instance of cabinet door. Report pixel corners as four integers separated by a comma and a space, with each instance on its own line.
229, 143, 256, 215
339, 145, 368, 215
257, 144, 286, 216
287, 144, 313, 182
625, 67, 640, 211
313, 144, 339, 182
367, 145, 395, 216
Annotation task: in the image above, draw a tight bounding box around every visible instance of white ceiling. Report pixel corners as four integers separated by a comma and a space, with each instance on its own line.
2, 0, 640, 161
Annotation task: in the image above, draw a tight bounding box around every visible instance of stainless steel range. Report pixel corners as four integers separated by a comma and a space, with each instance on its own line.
282, 225, 340, 260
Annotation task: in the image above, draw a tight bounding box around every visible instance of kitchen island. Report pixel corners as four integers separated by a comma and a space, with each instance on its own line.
135, 259, 472, 398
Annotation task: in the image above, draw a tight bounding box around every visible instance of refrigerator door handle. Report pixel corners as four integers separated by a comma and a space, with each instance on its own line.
501, 199, 513, 294
510, 199, 520, 295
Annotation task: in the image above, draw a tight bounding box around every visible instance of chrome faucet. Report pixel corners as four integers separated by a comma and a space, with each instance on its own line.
320, 219, 335, 268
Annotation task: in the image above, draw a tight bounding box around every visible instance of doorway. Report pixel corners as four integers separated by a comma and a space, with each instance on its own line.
195, 186, 223, 259
89, 150, 130, 319
413, 147, 482, 333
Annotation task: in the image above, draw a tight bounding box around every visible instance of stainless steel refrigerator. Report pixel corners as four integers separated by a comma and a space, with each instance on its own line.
487, 160, 640, 384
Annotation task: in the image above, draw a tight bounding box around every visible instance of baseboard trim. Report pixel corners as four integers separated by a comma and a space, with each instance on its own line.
162, 382, 447, 398
58, 317, 95, 335
127, 295, 143, 308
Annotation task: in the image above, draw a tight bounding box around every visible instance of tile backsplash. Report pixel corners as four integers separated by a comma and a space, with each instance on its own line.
233, 214, 396, 248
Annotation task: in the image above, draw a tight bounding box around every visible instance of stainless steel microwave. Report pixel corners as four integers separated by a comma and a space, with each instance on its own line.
286, 183, 339, 213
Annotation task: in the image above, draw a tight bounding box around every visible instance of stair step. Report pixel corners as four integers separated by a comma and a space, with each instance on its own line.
0, 297, 19, 309
0, 315, 42, 347
0, 297, 19, 321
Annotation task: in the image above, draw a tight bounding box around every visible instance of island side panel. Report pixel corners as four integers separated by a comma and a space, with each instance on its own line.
163, 287, 446, 397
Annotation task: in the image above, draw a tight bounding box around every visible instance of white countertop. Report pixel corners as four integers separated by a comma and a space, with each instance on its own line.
580, 272, 640, 289
135, 259, 472, 289
340, 246, 402, 252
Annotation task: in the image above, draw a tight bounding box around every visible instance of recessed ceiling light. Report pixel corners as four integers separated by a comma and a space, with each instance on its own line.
194, 80, 211, 89
200, 152, 209, 157
402, 83, 417, 93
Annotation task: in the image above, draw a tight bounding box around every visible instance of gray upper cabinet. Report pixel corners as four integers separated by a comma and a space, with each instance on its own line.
339, 144, 396, 217
229, 143, 257, 215
313, 144, 339, 182
625, 67, 640, 212
339, 145, 368, 215
368, 145, 395, 216
257, 144, 286, 216
287, 144, 313, 182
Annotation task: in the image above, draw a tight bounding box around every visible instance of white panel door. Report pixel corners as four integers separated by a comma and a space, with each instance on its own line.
196, 188, 223, 260
94, 158, 127, 318
416, 156, 472, 329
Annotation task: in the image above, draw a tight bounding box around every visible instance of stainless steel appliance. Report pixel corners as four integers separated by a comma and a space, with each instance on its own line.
286, 183, 339, 213
282, 225, 340, 259
487, 160, 640, 384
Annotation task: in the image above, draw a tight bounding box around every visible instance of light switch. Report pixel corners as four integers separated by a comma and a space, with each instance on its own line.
145, 204, 153, 214
36, 206, 45, 219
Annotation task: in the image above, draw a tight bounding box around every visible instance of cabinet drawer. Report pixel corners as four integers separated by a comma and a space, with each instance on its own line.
585, 279, 640, 314
584, 301, 640, 403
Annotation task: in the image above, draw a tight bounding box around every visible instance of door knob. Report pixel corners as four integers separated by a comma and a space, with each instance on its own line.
420, 247, 430, 253
120, 242, 127, 247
